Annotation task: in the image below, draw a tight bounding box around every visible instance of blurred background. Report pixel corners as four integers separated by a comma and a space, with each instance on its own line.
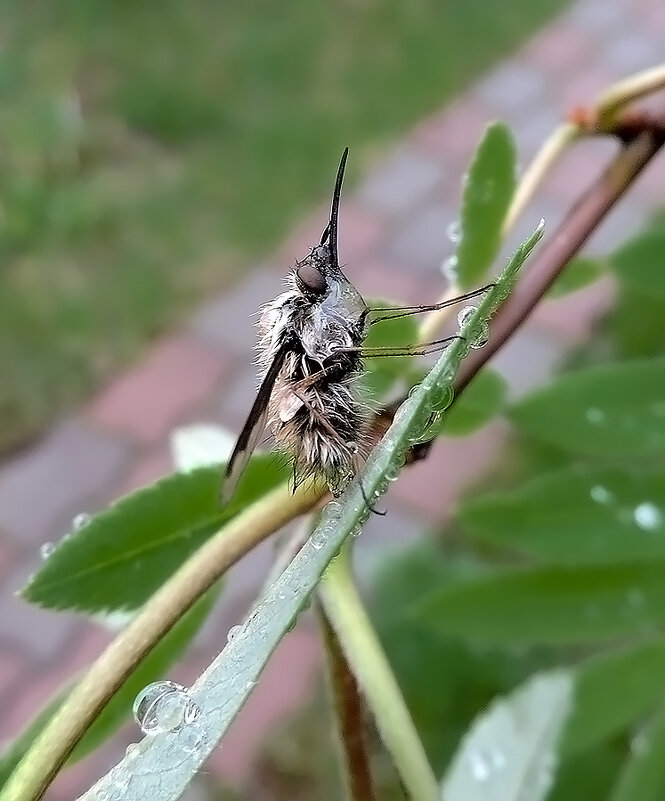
1, 0, 664, 798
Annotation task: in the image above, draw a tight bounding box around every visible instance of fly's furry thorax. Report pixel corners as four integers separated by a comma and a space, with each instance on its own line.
254, 270, 373, 494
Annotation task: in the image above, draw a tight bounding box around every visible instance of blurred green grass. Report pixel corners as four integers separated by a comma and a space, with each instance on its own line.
0, 0, 565, 455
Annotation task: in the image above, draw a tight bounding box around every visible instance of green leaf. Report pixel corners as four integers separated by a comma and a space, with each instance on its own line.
370, 543, 552, 774
563, 638, 665, 756
510, 360, 665, 457
0, 591, 215, 785
460, 465, 665, 564
440, 671, 573, 801
609, 707, 665, 801
415, 562, 665, 646
438, 369, 507, 436
362, 298, 419, 399
610, 232, 665, 299
454, 122, 517, 289
609, 285, 665, 359
23, 457, 283, 613
547, 257, 605, 298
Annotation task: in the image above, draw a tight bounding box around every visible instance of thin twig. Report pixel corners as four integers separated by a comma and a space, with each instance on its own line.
318, 600, 377, 801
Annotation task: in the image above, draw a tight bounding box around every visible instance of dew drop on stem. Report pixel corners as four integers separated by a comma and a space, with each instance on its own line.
133, 680, 201, 735
39, 542, 55, 561
227, 624, 243, 643
447, 220, 462, 243
72, 512, 91, 531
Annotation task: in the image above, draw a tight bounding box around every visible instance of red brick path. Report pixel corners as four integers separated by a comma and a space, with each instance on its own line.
1, 0, 663, 797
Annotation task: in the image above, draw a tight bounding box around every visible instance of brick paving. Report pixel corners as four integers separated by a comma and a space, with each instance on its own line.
1, 0, 664, 797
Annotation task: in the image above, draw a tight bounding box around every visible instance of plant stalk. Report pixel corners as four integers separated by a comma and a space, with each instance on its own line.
320, 546, 439, 801
318, 601, 377, 801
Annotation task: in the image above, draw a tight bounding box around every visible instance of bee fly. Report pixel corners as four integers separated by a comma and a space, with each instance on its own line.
221, 148, 490, 505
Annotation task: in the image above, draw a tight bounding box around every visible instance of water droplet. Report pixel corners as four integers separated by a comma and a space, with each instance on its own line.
470, 325, 489, 349
634, 502, 662, 531
347, 440, 360, 455
447, 220, 462, 243
385, 464, 400, 482
585, 407, 605, 425
40, 542, 55, 561
133, 681, 200, 735
590, 485, 613, 504
72, 513, 91, 530
441, 254, 459, 281
457, 306, 488, 348
311, 530, 327, 550
428, 384, 454, 412
468, 750, 491, 782
227, 624, 243, 643
457, 306, 476, 328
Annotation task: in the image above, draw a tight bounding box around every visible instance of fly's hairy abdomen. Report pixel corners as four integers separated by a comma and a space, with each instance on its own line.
270, 360, 372, 494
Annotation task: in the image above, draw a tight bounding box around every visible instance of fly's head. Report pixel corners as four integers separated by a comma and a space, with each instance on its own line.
295, 148, 369, 362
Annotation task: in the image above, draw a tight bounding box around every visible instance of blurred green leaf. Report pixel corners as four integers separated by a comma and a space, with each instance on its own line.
547, 257, 605, 298
415, 562, 665, 646
610, 233, 665, 299
22, 458, 283, 613
0, 590, 215, 785
454, 122, 516, 289
362, 298, 419, 399
550, 745, 622, 801
460, 466, 665, 564
608, 706, 665, 801
510, 360, 665, 457
440, 671, 573, 801
609, 285, 665, 359
439, 369, 507, 436
563, 639, 665, 757
371, 543, 556, 773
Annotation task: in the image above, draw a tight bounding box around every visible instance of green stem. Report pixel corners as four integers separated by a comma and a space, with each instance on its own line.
319, 545, 439, 801
318, 601, 377, 801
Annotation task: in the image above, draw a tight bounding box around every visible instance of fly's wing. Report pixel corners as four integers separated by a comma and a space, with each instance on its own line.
221, 342, 289, 504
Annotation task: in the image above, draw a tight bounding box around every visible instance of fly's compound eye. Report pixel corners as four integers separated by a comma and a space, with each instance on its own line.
296, 263, 327, 295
